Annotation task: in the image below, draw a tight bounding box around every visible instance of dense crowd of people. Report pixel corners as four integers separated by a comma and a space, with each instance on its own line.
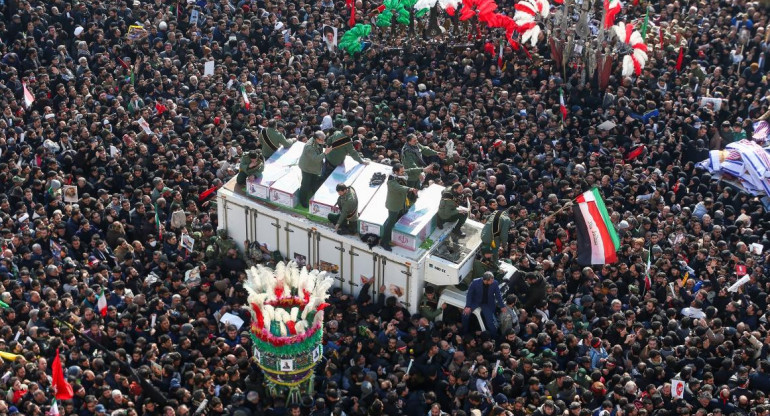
0, 0, 769, 415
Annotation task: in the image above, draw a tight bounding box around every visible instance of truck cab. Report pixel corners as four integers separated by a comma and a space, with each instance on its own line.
435, 262, 516, 332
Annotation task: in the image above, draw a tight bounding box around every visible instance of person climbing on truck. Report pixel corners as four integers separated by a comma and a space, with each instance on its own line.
236, 150, 264, 185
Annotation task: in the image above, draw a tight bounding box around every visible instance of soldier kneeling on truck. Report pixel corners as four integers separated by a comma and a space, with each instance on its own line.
327, 184, 358, 236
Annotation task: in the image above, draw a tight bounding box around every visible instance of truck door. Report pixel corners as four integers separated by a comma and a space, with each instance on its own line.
254, 210, 282, 256
314, 231, 347, 290
347, 246, 377, 297
220, 198, 249, 252
378, 256, 414, 310
284, 222, 313, 269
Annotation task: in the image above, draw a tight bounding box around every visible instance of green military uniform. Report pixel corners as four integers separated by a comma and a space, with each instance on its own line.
236, 152, 265, 185
206, 229, 237, 262
259, 127, 296, 159
380, 175, 412, 249
418, 292, 442, 322
327, 187, 359, 235
325, 131, 364, 167
401, 142, 437, 188
480, 210, 511, 263
472, 255, 498, 280
569, 368, 593, 390
298, 141, 327, 208
437, 189, 467, 235
457, 248, 497, 290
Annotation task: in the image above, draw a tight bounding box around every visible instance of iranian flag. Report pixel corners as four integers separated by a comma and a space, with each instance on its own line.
22, 82, 34, 109
50, 399, 59, 416
241, 85, 251, 110
96, 287, 107, 317
573, 189, 620, 265
559, 87, 567, 122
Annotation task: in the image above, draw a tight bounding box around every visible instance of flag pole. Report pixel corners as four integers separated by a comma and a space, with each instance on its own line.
541, 200, 574, 226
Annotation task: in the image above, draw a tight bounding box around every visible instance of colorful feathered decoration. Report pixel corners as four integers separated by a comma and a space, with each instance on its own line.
485, 14, 515, 45
377, 0, 427, 27
459, 0, 497, 21
414, 0, 436, 10
603, 0, 622, 29
244, 262, 334, 346
439, 0, 462, 15
338, 24, 372, 56
512, 0, 549, 47
612, 22, 648, 77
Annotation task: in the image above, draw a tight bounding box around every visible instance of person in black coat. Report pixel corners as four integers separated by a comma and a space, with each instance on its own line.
523, 273, 546, 313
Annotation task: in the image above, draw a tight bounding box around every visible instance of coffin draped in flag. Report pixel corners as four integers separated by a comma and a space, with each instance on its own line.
573, 189, 620, 265
697, 139, 770, 198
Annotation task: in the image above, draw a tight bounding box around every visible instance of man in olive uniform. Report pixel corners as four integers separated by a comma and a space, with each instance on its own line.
298, 132, 332, 208
236, 151, 265, 185
473, 247, 499, 279
324, 125, 367, 180
260, 120, 296, 159
457, 247, 498, 290
380, 163, 418, 252
327, 184, 358, 235
401, 133, 445, 189
481, 207, 512, 264
437, 182, 467, 238
206, 229, 238, 262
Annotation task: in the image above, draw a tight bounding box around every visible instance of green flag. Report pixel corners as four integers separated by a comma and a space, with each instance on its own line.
640, 7, 649, 38
0, 300, 9, 309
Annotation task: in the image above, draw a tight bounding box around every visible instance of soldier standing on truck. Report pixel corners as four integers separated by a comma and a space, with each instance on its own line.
436, 182, 467, 238
401, 133, 445, 189
236, 151, 264, 185
380, 163, 417, 252
481, 207, 512, 264
259, 120, 296, 159
327, 184, 359, 236
298, 131, 332, 208
323, 125, 367, 180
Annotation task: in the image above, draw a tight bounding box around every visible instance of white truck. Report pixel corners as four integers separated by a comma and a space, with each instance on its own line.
216, 143, 514, 322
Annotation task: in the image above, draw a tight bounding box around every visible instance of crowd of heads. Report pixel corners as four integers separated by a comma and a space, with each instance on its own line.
0, 0, 769, 415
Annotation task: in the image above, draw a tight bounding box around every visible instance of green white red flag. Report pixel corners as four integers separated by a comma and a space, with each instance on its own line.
573, 188, 620, 265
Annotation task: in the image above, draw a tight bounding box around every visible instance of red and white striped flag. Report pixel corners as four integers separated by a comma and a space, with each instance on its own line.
22, 82, 34, 109
573, 188, 620, 265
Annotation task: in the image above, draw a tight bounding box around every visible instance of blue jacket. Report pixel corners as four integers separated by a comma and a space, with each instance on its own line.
465, 278, 504, 311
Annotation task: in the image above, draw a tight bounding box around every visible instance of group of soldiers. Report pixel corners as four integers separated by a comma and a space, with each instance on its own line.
236, 123, 513, 263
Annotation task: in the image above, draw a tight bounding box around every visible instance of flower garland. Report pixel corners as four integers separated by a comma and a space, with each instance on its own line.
260, 369, 314, 388
250, 322, 323, 354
